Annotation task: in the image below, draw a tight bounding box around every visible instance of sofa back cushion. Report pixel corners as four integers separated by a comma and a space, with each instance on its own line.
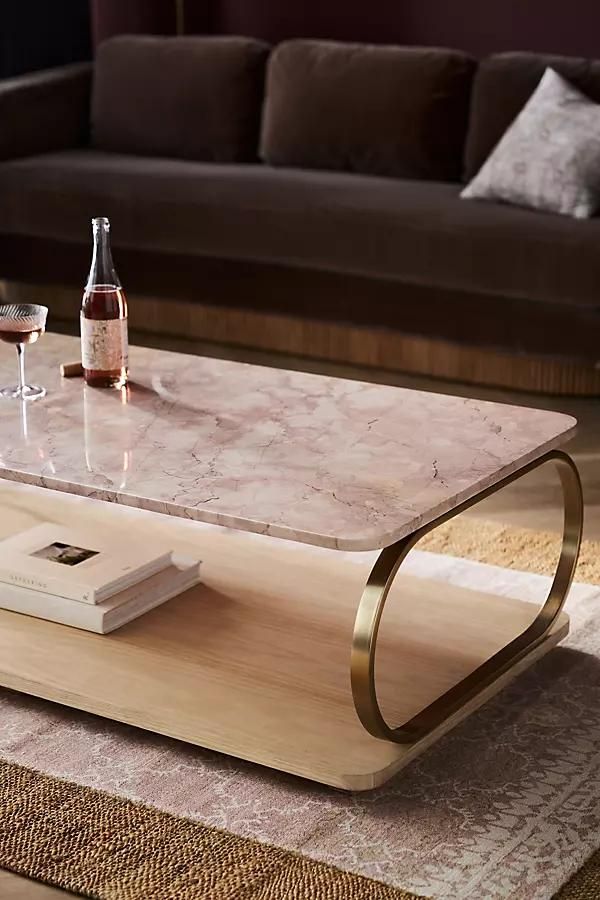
92, 35, 269, 162
465, 52, 600, 179
259, 40, 476, 181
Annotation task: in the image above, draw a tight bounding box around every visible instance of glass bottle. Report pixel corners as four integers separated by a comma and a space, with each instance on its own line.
81, 216, 129, 388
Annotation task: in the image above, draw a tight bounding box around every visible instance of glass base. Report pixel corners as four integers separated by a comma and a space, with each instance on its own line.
0, 384, 46, 400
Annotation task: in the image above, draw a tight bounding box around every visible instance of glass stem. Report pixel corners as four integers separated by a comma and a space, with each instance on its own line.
16, 343, 25, 394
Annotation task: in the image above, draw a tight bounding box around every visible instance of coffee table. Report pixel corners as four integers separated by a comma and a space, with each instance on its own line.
0, 334, 582, 789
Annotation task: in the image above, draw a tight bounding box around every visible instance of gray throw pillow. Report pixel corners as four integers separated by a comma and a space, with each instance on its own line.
461, 67, 600, 218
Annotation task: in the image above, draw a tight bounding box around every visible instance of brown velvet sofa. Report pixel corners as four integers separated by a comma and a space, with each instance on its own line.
1, 35, 600, 394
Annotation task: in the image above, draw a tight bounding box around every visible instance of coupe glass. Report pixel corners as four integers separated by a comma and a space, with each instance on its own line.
0, 304, 48, 400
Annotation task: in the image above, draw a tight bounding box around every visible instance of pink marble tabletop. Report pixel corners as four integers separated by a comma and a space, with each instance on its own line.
0, 333, 576, 550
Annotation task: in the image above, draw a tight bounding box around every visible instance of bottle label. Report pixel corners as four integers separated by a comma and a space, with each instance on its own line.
81, 316, 128, 371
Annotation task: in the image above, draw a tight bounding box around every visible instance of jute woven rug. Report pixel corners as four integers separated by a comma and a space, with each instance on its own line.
420, 517, 600, 585
1, 509, 600, 899
1, 476, 599, 899
0, 759, 417, 900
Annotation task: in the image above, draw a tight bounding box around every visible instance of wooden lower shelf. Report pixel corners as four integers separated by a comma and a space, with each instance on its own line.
0, 484, 568, 790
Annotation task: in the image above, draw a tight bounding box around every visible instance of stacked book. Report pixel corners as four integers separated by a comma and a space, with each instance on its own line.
0, 524, 201, 634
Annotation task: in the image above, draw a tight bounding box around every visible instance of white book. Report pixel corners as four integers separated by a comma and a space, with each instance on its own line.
0, 523, 172, 604
0, 554, 201, 634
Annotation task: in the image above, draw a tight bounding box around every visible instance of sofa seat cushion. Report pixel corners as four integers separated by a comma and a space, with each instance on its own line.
1, 149, 599, 309
92, 36, 269, 163
260, 40, 475, 181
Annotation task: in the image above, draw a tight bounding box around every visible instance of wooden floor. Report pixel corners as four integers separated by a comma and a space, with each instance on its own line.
0, 871, 66, 899
3, 349, 600, 898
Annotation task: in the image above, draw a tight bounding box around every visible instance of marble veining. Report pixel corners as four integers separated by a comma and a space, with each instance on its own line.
0, 333, 576, 550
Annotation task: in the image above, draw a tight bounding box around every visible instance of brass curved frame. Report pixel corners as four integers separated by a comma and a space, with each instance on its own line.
351, 450, 583, 744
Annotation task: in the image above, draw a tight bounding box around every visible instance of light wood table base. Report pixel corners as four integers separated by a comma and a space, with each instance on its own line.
0, 485, 571, 791
0, 334, 583, 789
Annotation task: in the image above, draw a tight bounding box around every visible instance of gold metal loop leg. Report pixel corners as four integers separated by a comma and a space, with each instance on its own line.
351, 450, 583, 744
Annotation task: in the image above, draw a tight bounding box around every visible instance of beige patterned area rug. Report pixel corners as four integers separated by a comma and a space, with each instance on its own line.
1, 522, 600, 899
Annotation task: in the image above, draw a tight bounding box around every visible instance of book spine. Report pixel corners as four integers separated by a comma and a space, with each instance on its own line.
0, 584, 101, 631
95, 553, 172, 603
0, 568, 200, 634
0, 568, 96, 604
103, 573, 200, 633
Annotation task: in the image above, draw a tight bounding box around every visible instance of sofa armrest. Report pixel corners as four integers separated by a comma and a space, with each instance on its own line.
0, 62, 92, 161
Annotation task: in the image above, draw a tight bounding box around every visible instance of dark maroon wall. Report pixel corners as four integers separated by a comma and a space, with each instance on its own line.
93, 0, 600, 58
193, 0, 600, 57
91, 0, 176, 45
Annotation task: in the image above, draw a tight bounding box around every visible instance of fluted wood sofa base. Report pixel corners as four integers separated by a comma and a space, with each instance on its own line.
4, 281, 600, 396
